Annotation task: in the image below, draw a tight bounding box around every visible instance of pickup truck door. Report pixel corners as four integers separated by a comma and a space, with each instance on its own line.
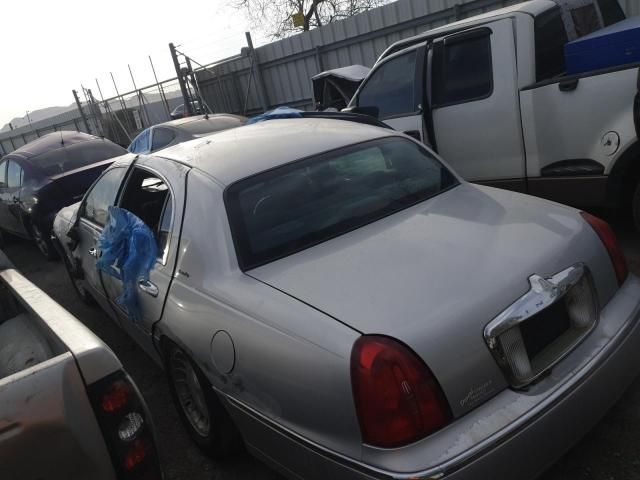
353, 44, 428, 144
430, 20, 526, 186
76, 166, 129, 316
100, 157, 187, 363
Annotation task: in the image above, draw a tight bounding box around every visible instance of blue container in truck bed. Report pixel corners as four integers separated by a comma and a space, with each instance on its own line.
565, 16, 640, 75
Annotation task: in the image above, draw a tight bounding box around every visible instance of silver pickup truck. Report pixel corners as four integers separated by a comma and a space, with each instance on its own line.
0, 250, 162, 480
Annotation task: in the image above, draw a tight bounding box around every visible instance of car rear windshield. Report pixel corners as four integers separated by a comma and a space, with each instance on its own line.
225, 137, 458, 270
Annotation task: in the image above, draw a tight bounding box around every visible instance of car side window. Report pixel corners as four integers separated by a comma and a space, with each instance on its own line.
82, 167, 128, 226
432, 30, 493, 107
128, 129, 151, 154
118, 168, 172, 260
7, 161, 23, 188
535, 8, 569, 82
357, 50, 418, 119
150, 128, 176, 152
0, 161, 6, 188
571, 4, 601, 38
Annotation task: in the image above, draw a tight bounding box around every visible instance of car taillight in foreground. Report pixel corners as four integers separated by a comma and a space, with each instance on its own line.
87, 371, 163, 479
581, 212, 628, 286
351, 335, 452, 448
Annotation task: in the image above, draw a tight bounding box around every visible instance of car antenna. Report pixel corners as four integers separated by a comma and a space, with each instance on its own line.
60, 131, 64, 146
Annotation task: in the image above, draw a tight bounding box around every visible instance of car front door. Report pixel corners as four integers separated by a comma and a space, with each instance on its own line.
76, 166, 129, 315
353, 45, 427, 143
100, 157, 187, 362
429, 20, 526, 187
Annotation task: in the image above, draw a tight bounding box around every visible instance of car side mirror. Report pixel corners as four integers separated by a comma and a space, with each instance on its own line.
342, 106, 380, 119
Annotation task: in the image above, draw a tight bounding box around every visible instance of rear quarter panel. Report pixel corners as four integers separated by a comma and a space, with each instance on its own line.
158, 169, 364, 459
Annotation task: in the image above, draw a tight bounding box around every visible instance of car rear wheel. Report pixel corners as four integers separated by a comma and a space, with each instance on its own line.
165, 343, 243, 459
30, 222, 57, 261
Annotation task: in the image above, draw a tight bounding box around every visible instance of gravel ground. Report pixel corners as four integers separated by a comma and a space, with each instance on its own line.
2, 212, 638, 480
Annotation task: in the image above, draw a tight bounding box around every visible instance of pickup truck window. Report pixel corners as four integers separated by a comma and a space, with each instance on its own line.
83, 167, 127, 226
357, 50, 417, 119
432, 32, 492, 107
597, 0, 625, 26
226, 137, 458, 270
535, 8, 569, 81
571, 4, 601, 37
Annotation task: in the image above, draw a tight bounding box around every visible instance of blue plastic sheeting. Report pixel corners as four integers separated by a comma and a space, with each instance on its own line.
247, 106, 303, 124
96, 206, 158, 321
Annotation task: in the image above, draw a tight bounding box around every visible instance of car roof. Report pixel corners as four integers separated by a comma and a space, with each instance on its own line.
155, 118, 398, 186
2, 131, 108, 161
161, 114, 245, 129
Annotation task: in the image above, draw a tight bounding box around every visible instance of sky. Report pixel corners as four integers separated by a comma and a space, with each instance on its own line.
0, 0, 260, 126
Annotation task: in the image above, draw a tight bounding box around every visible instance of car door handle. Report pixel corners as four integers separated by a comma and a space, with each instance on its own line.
89, 247, 98, 258
138, 279, 159, 297
559, 78, 579, 92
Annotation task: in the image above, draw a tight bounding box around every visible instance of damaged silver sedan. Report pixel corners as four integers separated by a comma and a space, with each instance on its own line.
53, 117, 640, 480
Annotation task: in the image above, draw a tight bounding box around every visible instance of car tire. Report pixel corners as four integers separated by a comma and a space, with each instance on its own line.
61, 252, 96, 306
165, 342, 243, 459
30, 221, 58, 261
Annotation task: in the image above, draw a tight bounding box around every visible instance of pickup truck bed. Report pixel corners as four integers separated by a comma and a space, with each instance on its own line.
0, 251, 162, 480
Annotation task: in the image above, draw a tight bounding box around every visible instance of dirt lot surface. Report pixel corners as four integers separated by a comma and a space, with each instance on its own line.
3, 213, 639, 480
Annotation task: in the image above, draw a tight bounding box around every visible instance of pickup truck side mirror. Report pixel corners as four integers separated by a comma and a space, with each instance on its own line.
342, 106, 380, 119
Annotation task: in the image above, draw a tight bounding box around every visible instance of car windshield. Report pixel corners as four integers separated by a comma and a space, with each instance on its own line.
225, 136, 458, 270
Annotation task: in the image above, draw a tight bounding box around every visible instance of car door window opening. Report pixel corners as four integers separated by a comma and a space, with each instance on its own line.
7, 161, 23, 189
118, 168, 173, 261
0, 161, 6, 187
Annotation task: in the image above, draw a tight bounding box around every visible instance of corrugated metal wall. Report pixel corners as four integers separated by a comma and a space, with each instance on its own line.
197, 0, 640, 116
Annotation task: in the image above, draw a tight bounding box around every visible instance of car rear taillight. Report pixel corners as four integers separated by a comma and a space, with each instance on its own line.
350, 335, 452, 448
87, 371, 163, 479
581, 212, 628, 285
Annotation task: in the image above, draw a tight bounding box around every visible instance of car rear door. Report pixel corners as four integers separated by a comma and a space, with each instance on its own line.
430, 19, 526, 186
76, 166, 129, 315
100, 157, 187, 361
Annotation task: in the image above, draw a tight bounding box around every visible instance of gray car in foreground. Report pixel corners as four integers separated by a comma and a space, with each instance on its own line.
53, 118, 640, 480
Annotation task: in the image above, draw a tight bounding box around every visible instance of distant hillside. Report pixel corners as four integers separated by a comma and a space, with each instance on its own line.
1, 105, 77, 132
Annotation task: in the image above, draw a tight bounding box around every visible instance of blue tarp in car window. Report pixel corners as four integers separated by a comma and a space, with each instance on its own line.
96, 206, 157, 321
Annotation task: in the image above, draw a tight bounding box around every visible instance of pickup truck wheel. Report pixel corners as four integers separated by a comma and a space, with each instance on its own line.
633, 181, 640, 231
165, 344, 243, 459
30, 222, 57, 261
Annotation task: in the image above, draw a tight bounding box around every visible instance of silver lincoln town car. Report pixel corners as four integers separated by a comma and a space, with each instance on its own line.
53, 117, 640, 480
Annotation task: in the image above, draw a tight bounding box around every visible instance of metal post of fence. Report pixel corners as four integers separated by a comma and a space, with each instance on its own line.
245, 32, 270, 113
110, 72, 134, 135
314, 46, 325, 72
72, 89, 92, 133
150, 56, 172, 119
128, 64, 150, 127
170, 43, 194, 116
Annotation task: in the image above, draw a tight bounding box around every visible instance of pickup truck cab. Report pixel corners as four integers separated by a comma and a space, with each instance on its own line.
348, 0, 640, 225
0, 251, 162, 480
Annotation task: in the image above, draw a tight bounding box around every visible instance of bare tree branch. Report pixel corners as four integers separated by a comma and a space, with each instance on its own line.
232, 0, 389, 39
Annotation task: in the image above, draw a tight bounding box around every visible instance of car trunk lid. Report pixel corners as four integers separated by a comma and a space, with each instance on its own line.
248, 184, 619, 416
